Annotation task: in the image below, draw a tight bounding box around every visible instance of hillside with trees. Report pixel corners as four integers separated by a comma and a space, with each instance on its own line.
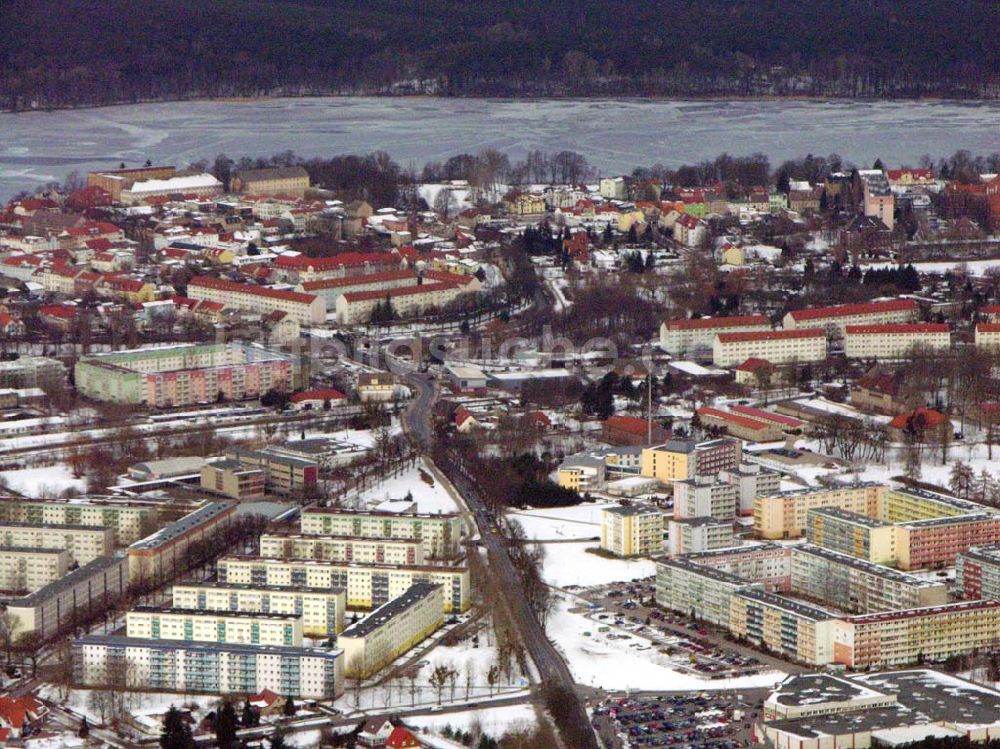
1, 0, 998, 110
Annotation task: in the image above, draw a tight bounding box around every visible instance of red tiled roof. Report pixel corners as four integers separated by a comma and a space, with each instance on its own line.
734, 357, 771, 372
717, 328, 825, 343
455, 407, 476, 426
39, 305, 77, 319
291, 388, 346, 403
275, 251, 400, 271
301, 270, 415, 291
888, 407, 948, 430
729, 405, 804, 428
697, 407, 772, 432
603, 415, 654, 436
341, 280, 462, 304
665, 315, 770, 332
788, 299, 918, 322
0, 696, 44, 729
189, 276, 318, 305
386, 726, 422, 748
976, 323, 1000, 333
845, 323, 949, 335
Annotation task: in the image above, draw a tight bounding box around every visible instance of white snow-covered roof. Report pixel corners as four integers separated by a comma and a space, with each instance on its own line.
127, 173, 222, 194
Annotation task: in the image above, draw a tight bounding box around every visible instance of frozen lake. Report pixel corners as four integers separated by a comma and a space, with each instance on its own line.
1, 97, 999, 200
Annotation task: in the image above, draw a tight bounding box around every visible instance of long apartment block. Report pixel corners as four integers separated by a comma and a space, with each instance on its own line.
882, 487, 989, 524
299, 508, 463, 560
805, 507, 898, 564
339, 584, 444, 679
215, 555, 470, 613
832, 601, 1000, 669
729, 589, 839, 665
956, 545, 1000, 600
790, 544, 947, 614
0, 522, 114, 565
171, 582, 346, 637
126, 606, 303, 647
259, 532, 424, 565
654, 557, 759, 629
0, 546, 71, 592
754, 483, 886, 539
128, 501, 236, 584
73, 635, 343, 700
893, 513, 1000, 570
0, 498, 158, 545
683, 543, 792, 592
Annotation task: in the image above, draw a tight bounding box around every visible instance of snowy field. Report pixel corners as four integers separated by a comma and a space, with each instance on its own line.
0, 463, 84, 496
408, 703, 538, 737
354, 459, 458, 514
507, 503, 610, 540
548, 597, 785, 692
537, 541, 655, 587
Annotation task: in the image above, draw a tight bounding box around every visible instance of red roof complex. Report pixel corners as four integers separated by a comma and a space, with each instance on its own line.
729, 405, 804, 428
664, 315, 770, 331
697, 406, 773, 432
189, 276, 318, 304
844, 323, 949, 335
717, 328, 825, 343
889, 407, 948, 430
787, 299, 918, 322
275, 251, 400, 271
603, 415, 653, 436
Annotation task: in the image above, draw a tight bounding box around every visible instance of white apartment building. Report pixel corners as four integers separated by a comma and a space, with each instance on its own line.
339, 584, 444, 679
126, 606, 303, 647
783, 299, 918, 332
843, 323, 950, 359
0, 547, 70, 592
2, 553, 129, 639
299, 508, 463, 560
0, 522, 114, 565
215, 556, 470, 613
667, 518, 736, 556
857, 169, 895, 230
600, 505, 664, 557
975, 323, 1000, 348
73, 636, 343, 700
171, 582, 346, 637
673, 477, 739, 520
660, 315, 771, 358
335, 279, 477, 325
713, 328, 827, 367
258, 533, 424, 565
654, 557, 757, 628
0, 500, 158, 546
188, 275, 326, 325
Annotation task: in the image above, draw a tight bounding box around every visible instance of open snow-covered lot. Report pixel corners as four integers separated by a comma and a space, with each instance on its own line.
0, 463, 84, 496
355, 460, 458, 514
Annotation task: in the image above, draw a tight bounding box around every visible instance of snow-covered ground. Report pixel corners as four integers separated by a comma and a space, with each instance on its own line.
537, 542, 655, 587
407, 703, 538, 737
507, 503, 610, 540
354, 459, 458, 514
547, 596, 786, 691
0, 463, 84, 496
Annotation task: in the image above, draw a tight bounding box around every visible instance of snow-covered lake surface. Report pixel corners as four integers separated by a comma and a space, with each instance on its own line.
3, 97, 1000, 199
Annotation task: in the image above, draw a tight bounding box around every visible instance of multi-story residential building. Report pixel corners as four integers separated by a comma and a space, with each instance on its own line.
712, 328, 828, 367
339, 584, 444, 679
654, 557, 758, 628
843, 323, 950, 359
790, 544, 947, 614
673, 476, 739, 520
215, 556, 470, 613
805, 507, 898, 564
855, 169, 895, 230
226, 449, 319, 497
128, 502, 236, 584
0, 547, 70, 593
0, 522, 114, 565
298, 269, 420, 306
600, 505, 663, 557
356, 372, 397, 402
956, 545, 1000, 600
73, 635, 343, 699
273, 252, 404, 284
882, 487, 987, 524
974, 323, 1000, 348
894, 513, 1000, 570
659, 316, 771, 358
75, 343, 300, 406
0, 356, 66, 390
126, 607, 303, 647
259, 533, 424, 566
1, 553, 129, 639
188, 276, 326, 325
171, 582, 346, 637
0, 499, 158, 546
729, 589, 838, 665
556, 453, 609, 492
640, 438, 742, 485
754, 484, 886, 539
832, 600, 1000, 668
299, 508, 462, 560
719, 463, 782, 517
683, 543, 792, 592
667, 518, 735, 555
783, 299, 918, 333
231, 166, 310, 197
335, 278, 479, 325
